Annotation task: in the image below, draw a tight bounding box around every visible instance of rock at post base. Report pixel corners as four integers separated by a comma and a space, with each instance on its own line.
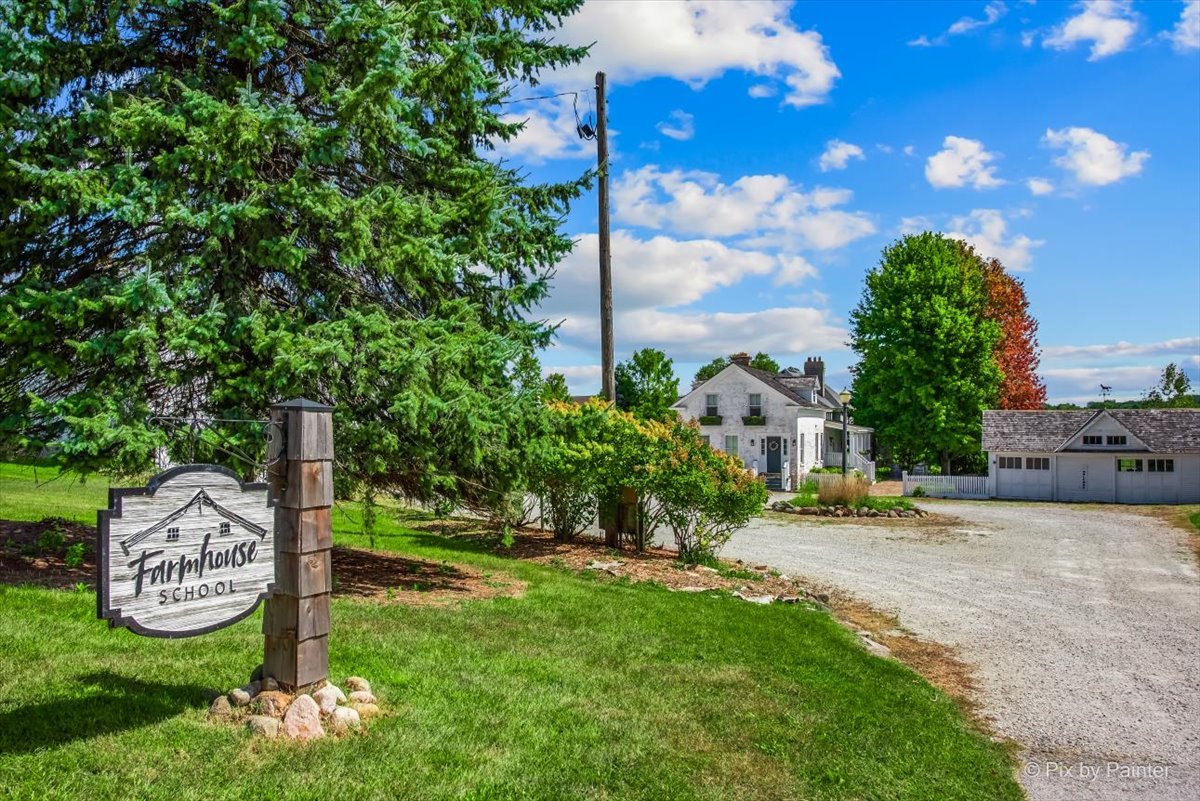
253, 690, 292, 719
246, 715, 280, 739
350, 702, 381, 720
345, 676, 371, 693
282, 694, 324, 741
228, 687, 252, 707
313, 685, 346, 716
348, 690, 376, 705
208, 695, 234, 721
330, 706, 362, 733
261, 677, 279, 692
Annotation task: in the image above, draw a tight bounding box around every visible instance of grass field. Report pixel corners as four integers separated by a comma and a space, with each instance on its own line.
0, 462, 1020, 800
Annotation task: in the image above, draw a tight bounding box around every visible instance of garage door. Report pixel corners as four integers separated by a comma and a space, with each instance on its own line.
995, 456, 1053, 500
1057, 456, 1115, 502
1116, 458, 1179, 504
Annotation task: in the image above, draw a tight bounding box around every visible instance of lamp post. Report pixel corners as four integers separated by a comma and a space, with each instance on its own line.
838, 389, 852, 476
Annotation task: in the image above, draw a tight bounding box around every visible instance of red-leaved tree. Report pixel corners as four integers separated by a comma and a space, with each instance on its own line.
981, 259, 1047, 409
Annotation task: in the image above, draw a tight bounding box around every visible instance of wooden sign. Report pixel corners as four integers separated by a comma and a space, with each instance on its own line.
98, 465, 275, 638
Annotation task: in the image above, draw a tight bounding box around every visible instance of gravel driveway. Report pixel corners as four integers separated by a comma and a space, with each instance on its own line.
718, 501, 1200, 801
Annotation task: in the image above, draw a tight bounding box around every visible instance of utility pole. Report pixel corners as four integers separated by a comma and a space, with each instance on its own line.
596, 70, 615, 403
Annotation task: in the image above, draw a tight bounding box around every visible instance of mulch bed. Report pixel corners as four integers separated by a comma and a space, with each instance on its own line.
0, 518, 96, 590
332, 546, 524, 606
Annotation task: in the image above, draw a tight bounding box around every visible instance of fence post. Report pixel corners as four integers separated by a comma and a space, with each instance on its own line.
263, 398, 333, 692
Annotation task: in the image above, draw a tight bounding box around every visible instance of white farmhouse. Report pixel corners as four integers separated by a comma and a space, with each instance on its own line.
983, 408, 1200, 503
672, 355, 874, 491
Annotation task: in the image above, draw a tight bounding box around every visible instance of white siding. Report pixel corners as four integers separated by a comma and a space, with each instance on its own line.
988, 451, 1200, 504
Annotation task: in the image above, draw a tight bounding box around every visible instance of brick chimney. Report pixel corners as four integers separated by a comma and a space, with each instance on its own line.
730, 352, 751, 366
803, 356, 824, 389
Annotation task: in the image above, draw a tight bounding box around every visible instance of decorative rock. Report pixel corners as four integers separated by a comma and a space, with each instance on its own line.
282, 693, 324, 741
246, 715, 280, 739
693, 565, 719, 575
345, 676, 371, 694
313, 685, 346, 715
732, 591, 775, 605
777, 595, 801, 604
262, 677, 279, 692
676, 586, 712, 593
247, 680, 262, 697
254, 690, 292, 718
330, 706, 362, 733
350, 702, 381, 720
208, 695, 234, 721
348, 690, 376, 705
860, 636, 891, 659
886, 509, 899, 518
585, 560, 623, 571
228, 687, 253, 707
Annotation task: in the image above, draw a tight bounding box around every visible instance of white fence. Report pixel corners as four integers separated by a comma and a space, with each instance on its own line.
901, 472, 989, 499
822, 452, 877, 483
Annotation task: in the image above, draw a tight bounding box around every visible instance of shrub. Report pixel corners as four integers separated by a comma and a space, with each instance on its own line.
911, 485, 927, 497
64, 542, 86, 568
817, 475, 870, 508
36, 525, 65, 554
858, 496, 913, 512
876, 466, 893, 480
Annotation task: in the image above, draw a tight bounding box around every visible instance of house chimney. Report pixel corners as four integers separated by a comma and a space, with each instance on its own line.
730, 352, 751, 366
803, 356, 824, 388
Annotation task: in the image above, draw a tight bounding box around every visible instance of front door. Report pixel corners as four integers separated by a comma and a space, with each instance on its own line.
766, 436, 782, 474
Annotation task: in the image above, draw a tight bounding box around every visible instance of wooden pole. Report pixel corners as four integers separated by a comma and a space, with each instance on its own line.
263, 398, 333, 692
596, 70, 615, 404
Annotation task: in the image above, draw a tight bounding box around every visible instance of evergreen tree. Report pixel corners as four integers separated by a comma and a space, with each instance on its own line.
0, 0, 588, 507
849, 234, 1001, 473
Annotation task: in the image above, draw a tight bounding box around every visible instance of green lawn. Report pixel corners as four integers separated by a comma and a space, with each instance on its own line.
0, 462, 1020, 801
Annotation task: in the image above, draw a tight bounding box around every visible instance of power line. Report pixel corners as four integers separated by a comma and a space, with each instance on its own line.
498, 88, 594, 106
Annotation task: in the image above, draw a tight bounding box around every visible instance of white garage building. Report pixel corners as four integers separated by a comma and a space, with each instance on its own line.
983, 409, 1200, 504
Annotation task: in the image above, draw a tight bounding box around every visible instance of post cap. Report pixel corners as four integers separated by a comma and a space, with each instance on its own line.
273, 398, 334, 412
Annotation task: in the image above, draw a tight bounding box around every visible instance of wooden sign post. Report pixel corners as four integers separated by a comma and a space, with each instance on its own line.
262, 398, 334, 692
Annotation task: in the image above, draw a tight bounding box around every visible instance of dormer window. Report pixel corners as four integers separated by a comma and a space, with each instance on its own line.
1106, 435, 1127, 446
704, 394, 719, 417
748, 393, 762, 417
1082, 435, 1103, 446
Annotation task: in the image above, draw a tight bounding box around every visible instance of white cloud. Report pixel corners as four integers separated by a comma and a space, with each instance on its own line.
1044, 1, 1138, 60
493, 96, 597, 163
947, 209, 1043, 270
557, 306, 848, 362
748, 84, 777, 98
656, 110, 695, 141
925, 136, 1005, 189
903, 144, 917, 157
1027, 177, 1054, 195
1043, 126, 1149, 185
818, 139, 866, 172
542, 364, 602, 383
774, 255, 819, 286
899, 215, 933, 234
612, 166, 876, 250
1166, 1, 1200, 51
910, 1, 1008, 46
550, 1, 841, 108
1041, 365, 1164, 401
1042, 337, 1200, 359
876, 144, 895, 154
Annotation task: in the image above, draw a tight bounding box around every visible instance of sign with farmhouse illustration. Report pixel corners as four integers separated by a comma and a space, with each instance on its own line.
98, 465, 275, 638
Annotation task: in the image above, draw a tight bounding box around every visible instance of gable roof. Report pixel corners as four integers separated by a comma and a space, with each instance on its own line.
732, 363, 820, 408
119, 488, 269, 555
983, 409, 1200, 454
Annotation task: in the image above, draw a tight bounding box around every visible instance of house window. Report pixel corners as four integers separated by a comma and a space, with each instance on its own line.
1148, 459, 1175, 473
725, 435, 738, 454
783, 438, 788, 455
1025, 457, 1050, 470
1082, 435, 1103, 445
799, 433, 805, 462
1117, 458, 1143, 472
748, 393, 762, 417
760, 439, 765, 456
704, 394, 719, 417
219, 521, 231, 535
999, 456, 1022, 469
701, 435, 711, 447
1107, 435, 1127, 446
166, 527, 180, 541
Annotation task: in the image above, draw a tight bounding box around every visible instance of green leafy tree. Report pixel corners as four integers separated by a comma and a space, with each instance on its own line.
0, 0, 588, 507
849, 234, 1001, 473
1144, 363, 1196, 408
692, 352, 779, 386
749, 352, 780, 373
542, 373, 573, 404
615, 348, 679, 420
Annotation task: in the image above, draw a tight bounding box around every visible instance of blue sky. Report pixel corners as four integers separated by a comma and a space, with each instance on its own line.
497, 0, 1200, 403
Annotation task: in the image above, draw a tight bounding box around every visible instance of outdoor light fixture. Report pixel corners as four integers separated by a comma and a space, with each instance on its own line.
839, 389, 852, 475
